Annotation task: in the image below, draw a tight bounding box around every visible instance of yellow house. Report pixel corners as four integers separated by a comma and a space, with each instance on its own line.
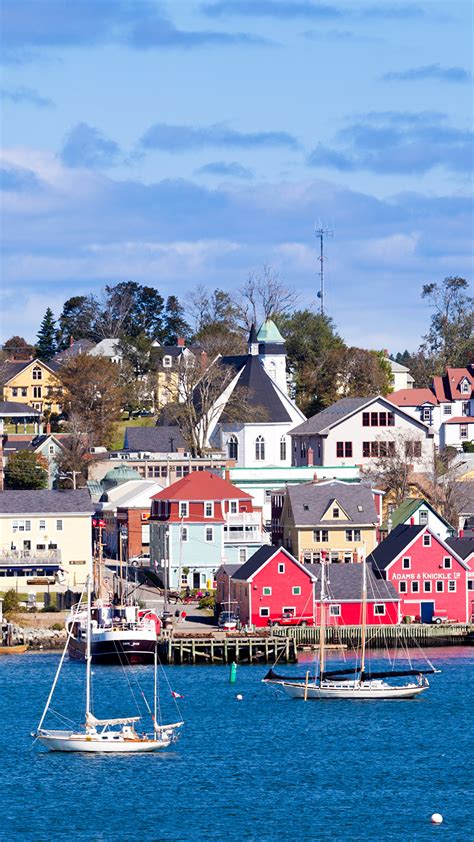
153, 343, 194, 410
280, 479, 382, 563
1, 359, 62, 415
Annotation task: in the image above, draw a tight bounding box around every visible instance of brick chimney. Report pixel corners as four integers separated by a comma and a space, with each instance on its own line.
177, 337, 185, 347
307, 447, 314, 467
459, 529, 464, 538
410, 516, 415, 525
46, 422, 51, 434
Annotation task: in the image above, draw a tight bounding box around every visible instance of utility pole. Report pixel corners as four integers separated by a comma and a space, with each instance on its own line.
315, 224, 333, 316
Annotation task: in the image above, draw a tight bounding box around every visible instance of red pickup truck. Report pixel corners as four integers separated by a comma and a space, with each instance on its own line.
269, 611, 314, 628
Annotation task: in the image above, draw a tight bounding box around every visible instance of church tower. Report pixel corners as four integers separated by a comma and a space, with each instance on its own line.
257, 319, 287, 394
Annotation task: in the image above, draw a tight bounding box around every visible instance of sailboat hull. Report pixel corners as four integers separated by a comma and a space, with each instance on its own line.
267, 680, 428, 700
36, 731, 174, 752
68, 632, 156, 665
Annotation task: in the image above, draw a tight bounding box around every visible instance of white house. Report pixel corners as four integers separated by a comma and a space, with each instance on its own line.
388, 358, 414, 391
205, 321, 306, 469
380, 497, 454, 542
289, 395, 435, 473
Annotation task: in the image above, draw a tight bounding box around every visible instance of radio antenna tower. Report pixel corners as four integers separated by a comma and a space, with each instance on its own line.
315, 223, 333, 316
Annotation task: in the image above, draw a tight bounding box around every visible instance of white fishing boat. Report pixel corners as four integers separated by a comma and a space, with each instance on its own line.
263, 556, 438, 700
34, 576, 183, 752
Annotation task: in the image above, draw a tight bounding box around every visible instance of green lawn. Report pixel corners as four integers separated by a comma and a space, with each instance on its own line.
109, 417, 156, 451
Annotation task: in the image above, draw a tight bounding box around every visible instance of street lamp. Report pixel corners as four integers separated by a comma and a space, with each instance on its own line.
58, 470, 82, 489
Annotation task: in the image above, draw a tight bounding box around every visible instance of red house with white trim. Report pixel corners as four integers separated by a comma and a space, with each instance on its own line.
368, 524, 470, 623
307, 562, 400, 626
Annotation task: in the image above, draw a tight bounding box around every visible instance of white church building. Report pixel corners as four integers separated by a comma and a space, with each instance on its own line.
205, 320, 306, 468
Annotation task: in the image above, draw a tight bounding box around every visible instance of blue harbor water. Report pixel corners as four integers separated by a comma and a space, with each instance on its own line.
1, 647, 473, 842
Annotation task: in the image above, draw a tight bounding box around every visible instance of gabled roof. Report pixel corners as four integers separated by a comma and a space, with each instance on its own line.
444, 416, 474, 424
216, 563, 242, 578
285, 480, 378, 526
388, 388, 438, 408
446, 537, 474, 562
1, 358, 60, 383
89, 338, 122, 358
232, 545, 313, 581
0, 489, 93, 515
381, 497, 454, 532
218, 354, 292, 423
367, 524, 424, 570
0, 401, 41, 417
151, 470, 252, 502
307, 561, 399, 601
124, 426, 186, 452
433, 366, 474, 402
289, 396, 374, 436
53, 339, 94, 363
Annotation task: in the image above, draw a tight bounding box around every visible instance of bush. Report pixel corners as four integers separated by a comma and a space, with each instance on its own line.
462, 441, 474, 453
50, 622, 63, 631
41, 604, 60, 613
198, 593, 216, 611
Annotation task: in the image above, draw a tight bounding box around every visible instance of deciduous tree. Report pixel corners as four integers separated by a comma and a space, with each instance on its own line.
59, 355, 124, 447
421, 276, 473, 370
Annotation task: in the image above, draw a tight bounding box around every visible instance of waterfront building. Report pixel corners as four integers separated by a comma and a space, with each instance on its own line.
278, 479, 383, 562
149, 470, 268, 590
216, 545, 399, 628
94, 478, 165, 559
368, 524, 470, 623
289, 395, 435, 472
0, 489, 93, 594
380, 497, 454, 542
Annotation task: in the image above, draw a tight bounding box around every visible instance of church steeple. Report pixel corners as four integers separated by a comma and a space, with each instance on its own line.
248, 323, 258, 355
257, 319, 287, 393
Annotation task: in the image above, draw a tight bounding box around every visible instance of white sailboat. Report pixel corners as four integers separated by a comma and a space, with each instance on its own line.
34, 576, 184, 752
263, 557, 438, 700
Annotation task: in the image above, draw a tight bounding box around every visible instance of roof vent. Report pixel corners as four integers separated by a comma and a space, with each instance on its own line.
357, 505, 363, 512
303, 504, 309, 511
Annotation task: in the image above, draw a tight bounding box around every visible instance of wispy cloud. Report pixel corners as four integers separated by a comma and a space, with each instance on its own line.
382, 64, 471, 83
196, 161, 254, 179
307, 111, 473, 175
0, 165, 41, 192
60, 123, 121, 169
202, 1, 341, 19
302, 28, 383, 44
203, 0, 428, 19
1, 0, 269, 56
0, 86, 54, 107
139, 122, 299, 152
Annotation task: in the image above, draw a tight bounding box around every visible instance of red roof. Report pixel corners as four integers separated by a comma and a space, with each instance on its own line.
388, 388, 438, 407
433, 367, 473, 402
444, 417, 474, 424
151, 470, 252, 502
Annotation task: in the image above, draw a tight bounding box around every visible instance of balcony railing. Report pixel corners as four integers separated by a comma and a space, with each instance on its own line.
0, 549, 62, 566
225, 512, 262, 527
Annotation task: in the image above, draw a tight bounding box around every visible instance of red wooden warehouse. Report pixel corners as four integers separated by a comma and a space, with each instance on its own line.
368, 524, 470, 623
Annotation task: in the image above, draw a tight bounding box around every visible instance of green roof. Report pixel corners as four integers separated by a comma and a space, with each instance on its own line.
257, 319, 284, 343
382, 497, 453, 531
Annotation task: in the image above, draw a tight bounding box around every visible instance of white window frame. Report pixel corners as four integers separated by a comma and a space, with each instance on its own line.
262, 586, 272, 596
205, 527, 213, 542
423, 534, 431, 547
238, 548, 246, 564
423, 580, 432, 592
39, 519, 46, 530
181, 526, 188, 543
329, 604, 341, 617
332, 507, 340, 518
374, 604, 386, 616
56, 519, 63, 531
32, 366, 42, 380
412, 581, 420, 593
229, 500, 238, 514
443, 557, 452, 569
259, 607, 270, 617
204, 501, 214, 518
443, 404, 452, 415
419, 510, 428, 525
179, 502, 189, 518
460, 425, 468, 439
292, 586, 301, 596
436, 580, 444, 592
402, 557, 411, 570
163, 355, 172, 368
278, 563, 285, 574
399, 581, 407, 593
421, 407, 431, 422
448, 580, 456, 592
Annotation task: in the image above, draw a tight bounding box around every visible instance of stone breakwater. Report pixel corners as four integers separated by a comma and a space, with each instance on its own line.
7, 623, 67, 650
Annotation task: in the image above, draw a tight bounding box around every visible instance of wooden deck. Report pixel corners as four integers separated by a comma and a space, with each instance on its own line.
272, 623, 473, 649
158, 632, 297, 664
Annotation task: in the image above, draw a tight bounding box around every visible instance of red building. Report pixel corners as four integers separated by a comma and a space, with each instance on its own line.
447, 536, 474, 621
369, 524, 470, 623
221, 546, 399, 628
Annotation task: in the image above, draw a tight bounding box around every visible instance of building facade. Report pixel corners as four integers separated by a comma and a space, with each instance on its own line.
1, 359, 62, 415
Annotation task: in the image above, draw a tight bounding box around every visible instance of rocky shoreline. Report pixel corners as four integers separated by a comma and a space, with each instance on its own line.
5, 623, 67, 650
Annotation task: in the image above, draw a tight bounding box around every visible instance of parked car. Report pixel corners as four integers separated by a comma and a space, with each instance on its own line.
129, 552, 151, 566
218, 611, 238, 631
270, 611, 314, 627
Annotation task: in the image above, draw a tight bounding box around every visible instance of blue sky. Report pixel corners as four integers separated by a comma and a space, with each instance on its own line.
1, 0, 472, 351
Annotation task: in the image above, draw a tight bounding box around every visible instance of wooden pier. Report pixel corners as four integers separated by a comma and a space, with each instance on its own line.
158, 632, 297, 664
272, 623, 473, 649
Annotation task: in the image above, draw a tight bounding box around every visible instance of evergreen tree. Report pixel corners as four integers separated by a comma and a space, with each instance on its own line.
36, 308, 57, 360
4, 452, 48, 489
163, 295, 191, 344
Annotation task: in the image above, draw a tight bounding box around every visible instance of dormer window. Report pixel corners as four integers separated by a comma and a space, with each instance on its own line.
179, 502, 188, 518
32, 366, 42, 380
163, 356, 172, 368
332, 507, 340, 518
460, 378, 470, 393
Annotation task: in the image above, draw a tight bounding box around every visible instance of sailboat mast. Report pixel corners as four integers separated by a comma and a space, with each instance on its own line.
318, 559, 326, 682
85, 574, 92, 723
153, 643, 158, 729
360, 551, 368, 675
